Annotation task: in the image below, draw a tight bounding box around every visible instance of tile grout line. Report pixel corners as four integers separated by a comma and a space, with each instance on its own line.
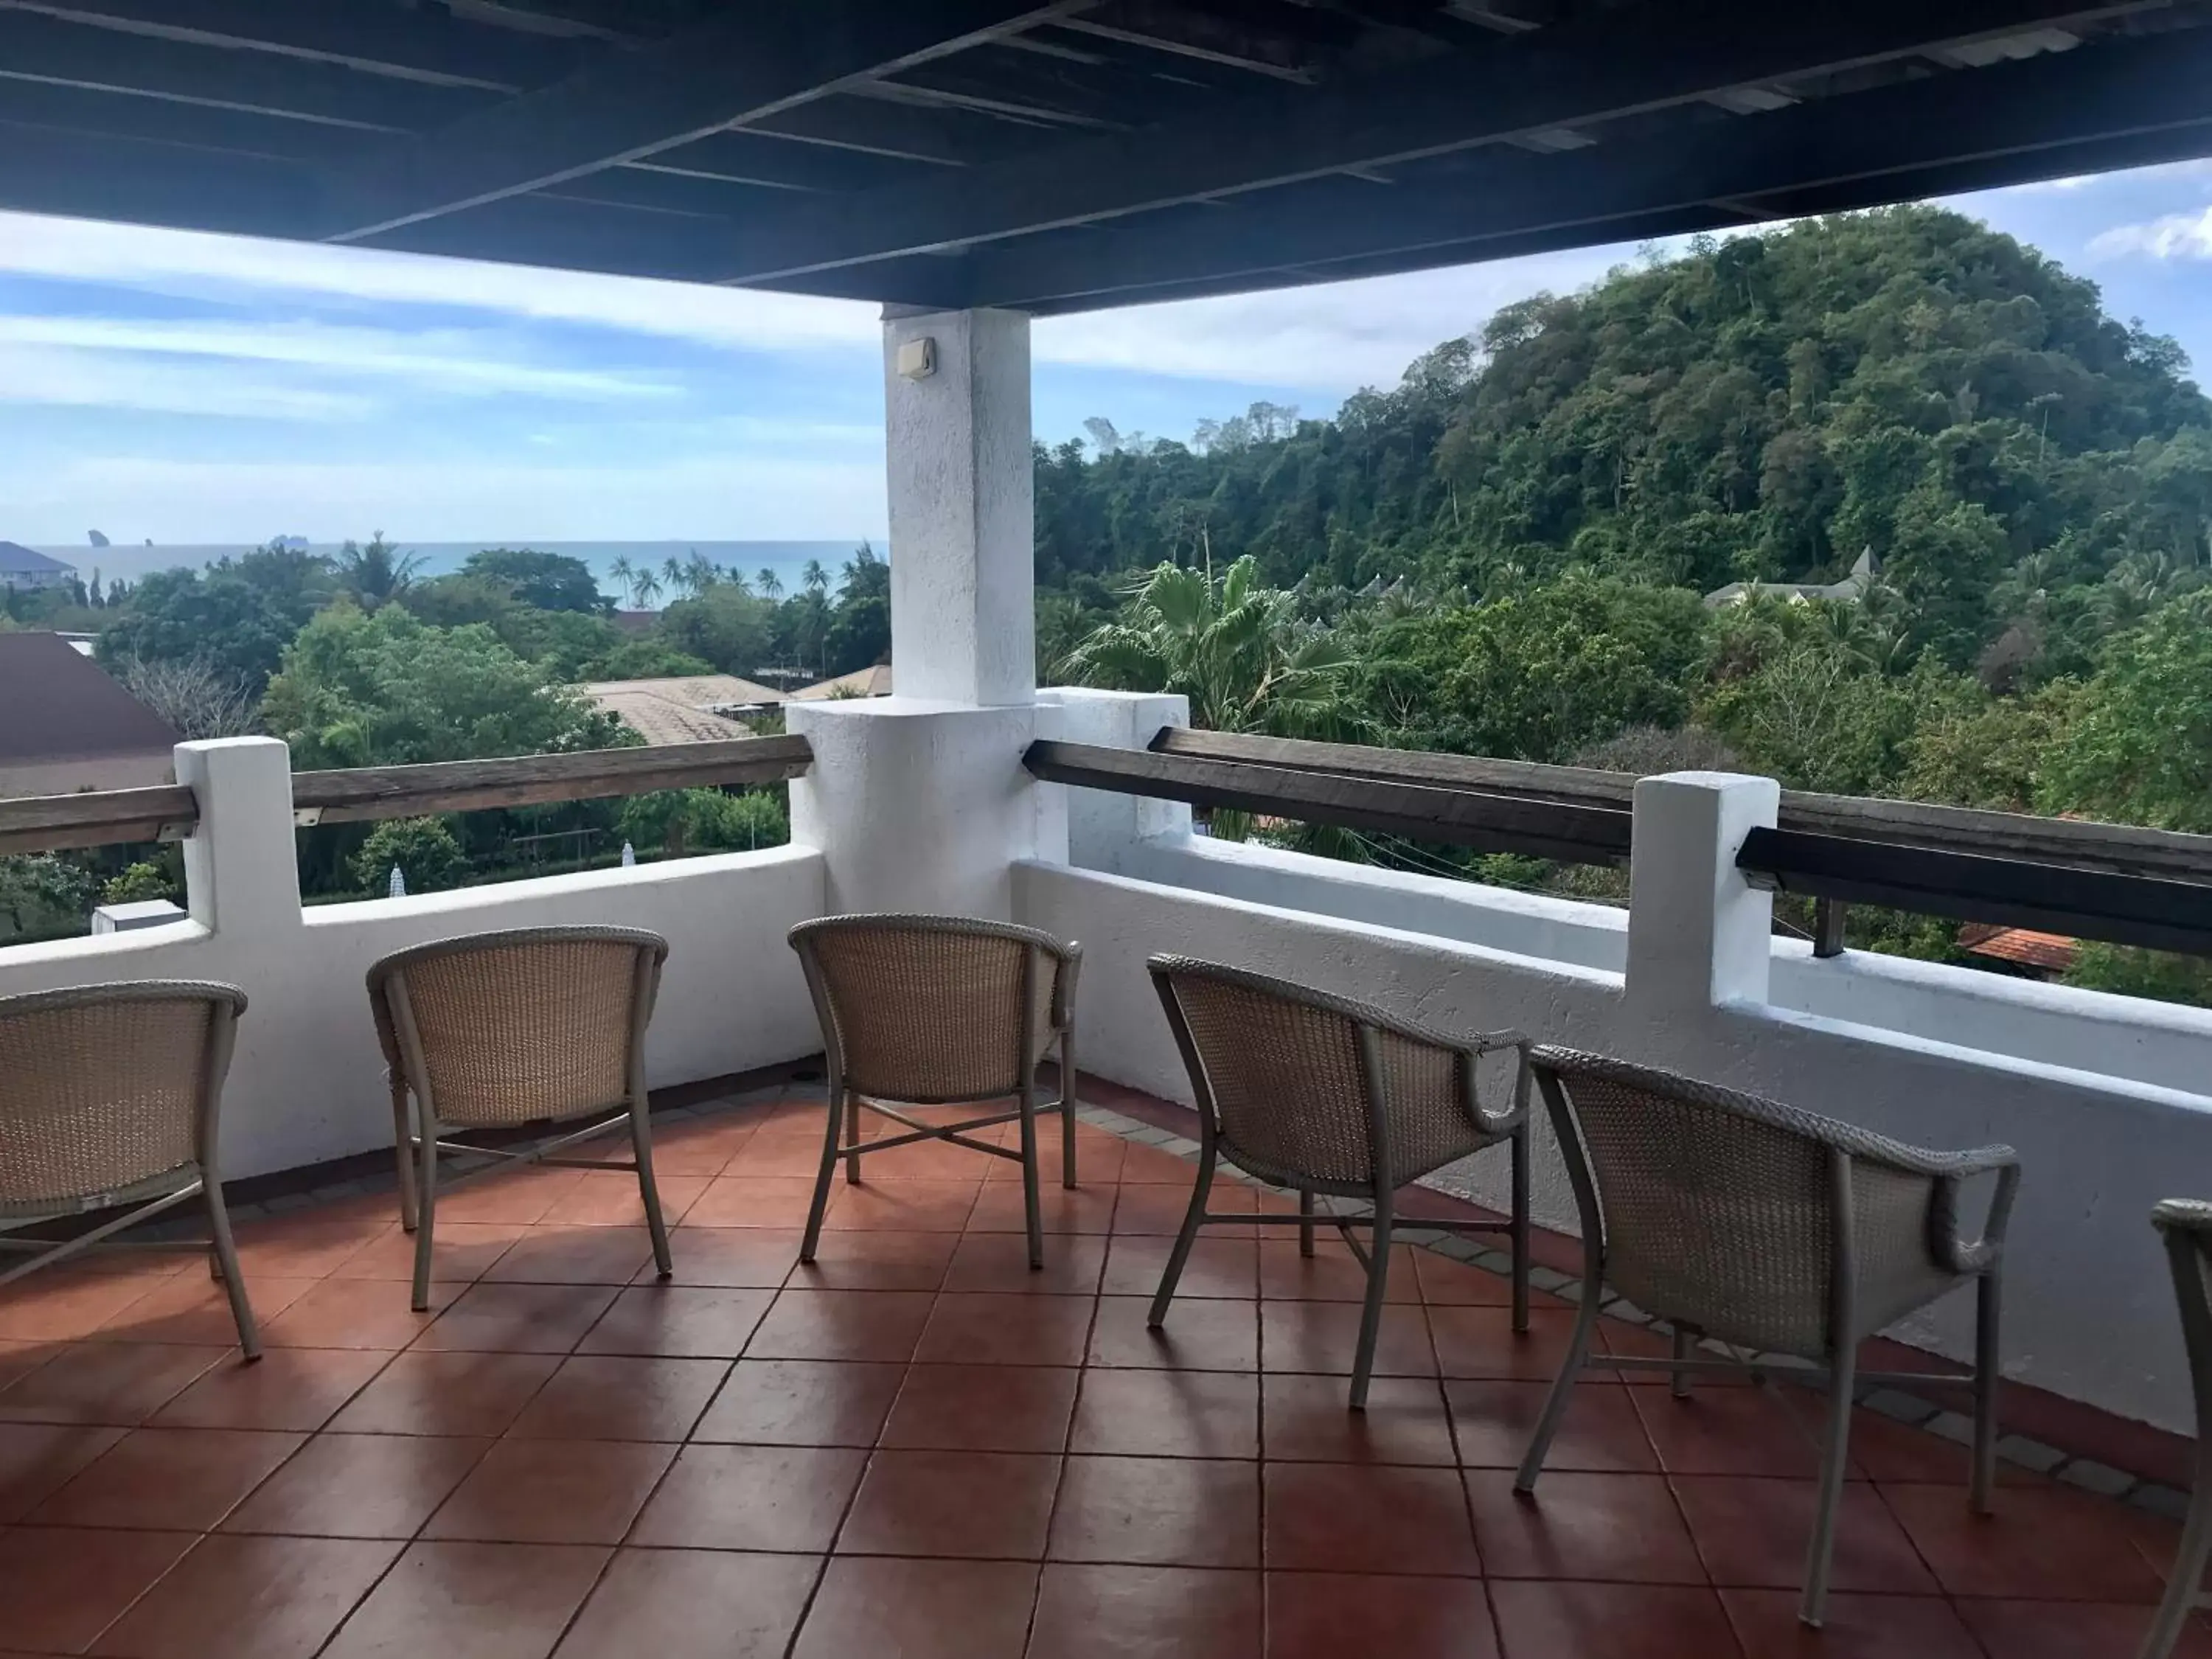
39, 1082, 2176, 1659
1112, 1105, 2182, 1526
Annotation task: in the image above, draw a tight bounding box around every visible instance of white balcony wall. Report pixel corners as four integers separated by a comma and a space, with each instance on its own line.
0, 738, 827, 1180
1099, 830, 2212, 1099
1032, 687, 2212, 1434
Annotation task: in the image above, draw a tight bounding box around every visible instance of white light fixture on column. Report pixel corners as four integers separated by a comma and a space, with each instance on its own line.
895, 336, 936, 380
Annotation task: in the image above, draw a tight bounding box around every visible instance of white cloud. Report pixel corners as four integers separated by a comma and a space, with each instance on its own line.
0, 341, 371, 421
0, 451, 889, 544
0, 206, 1663, 397
2000, 159, 2212, 197
0, 210, 878, 354
0, 315, 681, 401
1034, 240, 1669, 392
2089, 206, 2212, 261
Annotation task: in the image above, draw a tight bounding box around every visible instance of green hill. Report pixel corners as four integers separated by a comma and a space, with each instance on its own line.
1038, 204, 2212, 684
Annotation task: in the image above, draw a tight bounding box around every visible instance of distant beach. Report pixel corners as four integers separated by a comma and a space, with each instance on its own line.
34, 540, 878, 607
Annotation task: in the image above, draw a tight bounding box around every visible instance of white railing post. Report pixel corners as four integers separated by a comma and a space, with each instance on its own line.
1625, 771, 1778, 1018
175, 737, 302, 939
1041, 688, 1192, 872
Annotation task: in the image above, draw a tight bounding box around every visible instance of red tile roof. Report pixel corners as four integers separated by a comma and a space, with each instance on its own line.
1958, 922, 2079, 973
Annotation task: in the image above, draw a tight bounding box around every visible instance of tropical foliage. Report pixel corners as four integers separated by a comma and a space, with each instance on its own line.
1062, 555, 1362, 738
1051, 206, 2212, 1001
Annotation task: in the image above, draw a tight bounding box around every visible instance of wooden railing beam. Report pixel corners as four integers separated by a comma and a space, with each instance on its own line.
288, 734, 814, 825
0, 784, 199, 856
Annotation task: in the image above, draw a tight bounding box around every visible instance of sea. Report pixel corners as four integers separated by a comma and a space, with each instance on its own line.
32, 540, 877, 608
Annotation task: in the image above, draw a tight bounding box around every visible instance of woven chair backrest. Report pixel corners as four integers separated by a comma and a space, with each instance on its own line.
1152, 964, 1382, 1187
1542, 1057, 1839, 1357
371, 931, 657, 1129
793, 917, 1061, 1102
0, 982, 237, 1209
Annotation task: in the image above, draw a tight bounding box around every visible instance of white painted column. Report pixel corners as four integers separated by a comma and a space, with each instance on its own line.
787, 698, 1065, 919
785, 307, 1054, 919
1624, 771, 1778, 1017
882, 307, 1035, 706
176, 737, 302, 939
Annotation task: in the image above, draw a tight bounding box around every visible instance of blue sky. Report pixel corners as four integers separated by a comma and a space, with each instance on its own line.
1, 159, 2210, 547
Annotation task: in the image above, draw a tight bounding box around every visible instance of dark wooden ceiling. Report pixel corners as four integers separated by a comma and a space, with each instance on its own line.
2, 1, 2210, 313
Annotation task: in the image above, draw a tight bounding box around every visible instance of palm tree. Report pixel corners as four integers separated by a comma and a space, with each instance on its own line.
802, 557, 829, 597
335, 532, 425, 611
609, 554, 636, 605
632, 568, 664, 609
1062, 555, 1363, 740
661, 554, 689, 599
684, 550, 718, 595
1063, 556, 1365, 842
757, 567, 783, 600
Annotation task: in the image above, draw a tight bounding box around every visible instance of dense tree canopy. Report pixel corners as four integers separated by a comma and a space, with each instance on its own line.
1041, 206, 2212, 684
261, 604, 627, 769
1049, 206, 2212, 1002
97, 546, 333, 692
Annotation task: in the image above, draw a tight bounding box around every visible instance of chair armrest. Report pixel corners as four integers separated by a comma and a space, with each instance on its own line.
1051, 942, 1084, 1032
1773, 1110, 2021, 1274
1368, 1016, 1531, 1146
1920, 1152, 2020, 1276
1463, 1032, 1533, 1138
2153, 1197, 2212, 1237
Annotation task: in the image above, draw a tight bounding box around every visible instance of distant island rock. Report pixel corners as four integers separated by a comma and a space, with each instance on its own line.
271, 535, 310, 552
87, 529, 108, 547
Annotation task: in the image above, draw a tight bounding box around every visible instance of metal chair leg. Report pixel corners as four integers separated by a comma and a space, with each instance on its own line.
1018, 1083, 1044, 1270
1671, 1326, 1696, 1399
1298, 1186, 1316, 1258
390, 1079, 419, 1234
1516, 1262, 1602, 1492
1148, 1144, 1216, 1328
1348, 1189, 1395, 1411
1060, 1037, 1079, 1192
204, 1182, 260, 1360
844, 1088, 863, 1185
1799, 1340, 1859, 1628
1972, 1268, 2001, 1513
631, 1099, 672, 1280
799, 1082, 845, 1264
1509, 1122, 1531, 1333
2137, 1443, 2212, 1659
409, 1119, 439, 1313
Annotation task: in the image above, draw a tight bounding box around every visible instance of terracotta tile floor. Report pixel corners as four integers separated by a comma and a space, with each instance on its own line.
0, 1081, 2205, 1658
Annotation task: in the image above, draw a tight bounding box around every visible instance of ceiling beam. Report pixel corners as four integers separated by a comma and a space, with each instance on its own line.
1054, 4, 1320, 83
0, 1, 580, 92
326, 1, 1079, 243
0, 119, 318, 236
0, 8, 491, 131
710, 0, 2154, 283
977, 27, 2212, 311
742, 97, 1002, 166
366, 192, 975, 307
0, 73, 387, 163
1023, 122, 2212, 316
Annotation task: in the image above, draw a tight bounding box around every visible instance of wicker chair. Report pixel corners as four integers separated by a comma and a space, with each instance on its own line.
369, 925, 673, 1310
1517, 1046, 2019, 1629
1146, 955, 1532, 1409
0, 981, 260, 1357
2135, 1200, 2212, 1659
788, 914, 1081, 1270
